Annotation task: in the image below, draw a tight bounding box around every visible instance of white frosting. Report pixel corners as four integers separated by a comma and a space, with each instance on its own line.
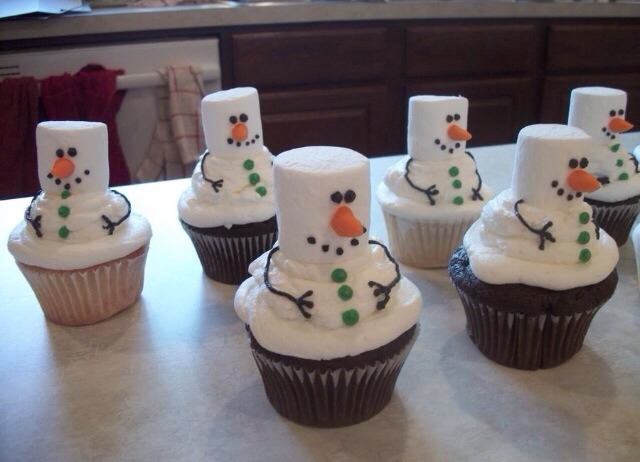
464, 124, 619, 290
234, 145, 422, 359
568, 87, 639, 202
178, 87, 276, 228
274, 146, 370, 264
8, 121, 152, 270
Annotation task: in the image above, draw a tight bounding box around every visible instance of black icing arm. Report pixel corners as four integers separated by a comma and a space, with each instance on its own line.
201, 150, 224, 193
367, 240, 401, 310
264, 246, 314, 319
102, 190, 131, 235
465, 151, 484, 201
404, 158, 439, 206
514, 199, 555, 250
25, 191, 43, 238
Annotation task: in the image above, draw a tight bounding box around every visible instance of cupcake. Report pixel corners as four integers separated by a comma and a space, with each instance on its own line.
234, 146, 422, 427
7, 121, 152, 326
449, 124, 619, 370
178, 87, 277, 284
568, 87, 639, 246
377, 95, 492, 268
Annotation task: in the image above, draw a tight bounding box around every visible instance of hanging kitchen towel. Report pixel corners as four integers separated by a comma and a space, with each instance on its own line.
40, 64, 131, 185
136, 65, 205, 182
0, 76, 39, 199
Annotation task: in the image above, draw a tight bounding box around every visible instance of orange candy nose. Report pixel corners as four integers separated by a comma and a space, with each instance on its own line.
50, 157, 75, 179
331, 206, 364, 237
567, 169, 600, 193
231, 123, 248, 142
608, 117, 634, 134
447, 124, 472, 141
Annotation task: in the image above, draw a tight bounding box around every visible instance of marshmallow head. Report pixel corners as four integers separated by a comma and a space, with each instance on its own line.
512, 124, 599, 212
201, 87, 264, 156
408, 95, 472, 161
36, 121, 109, 195
568, 87, 632, 146
274, 146, 370, 264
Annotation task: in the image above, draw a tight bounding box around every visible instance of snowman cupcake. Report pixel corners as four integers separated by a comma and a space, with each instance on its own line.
178, 87, 277, 284
7, 121, 152, 326
235, 146, 422, 427
449, 124, 618, 370
568, 87, 639, 246
377, 95, 492, 268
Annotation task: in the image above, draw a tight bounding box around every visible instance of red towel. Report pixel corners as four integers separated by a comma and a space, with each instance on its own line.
0, 77, 39, 199
40, 64, 131, 185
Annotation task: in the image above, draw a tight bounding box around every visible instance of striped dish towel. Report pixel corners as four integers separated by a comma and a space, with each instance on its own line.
136, 65, 205, 182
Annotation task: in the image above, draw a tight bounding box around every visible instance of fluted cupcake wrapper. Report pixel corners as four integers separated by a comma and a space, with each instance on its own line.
587, 199, 640, 247
181, 223, 277, 285
16, 245, 149, 326
383, 211, 478, 268
250, 326, 419, 428
455, 288, 603, 370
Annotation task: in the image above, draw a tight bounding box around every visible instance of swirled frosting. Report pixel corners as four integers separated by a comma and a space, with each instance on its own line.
178, 147, 276, 228
234, 241, 422, 360
464, 188, 618, 290
377, 153, 492, 221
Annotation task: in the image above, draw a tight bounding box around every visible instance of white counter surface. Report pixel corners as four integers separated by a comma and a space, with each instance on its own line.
1, 133, 639, 461
2, 1, 640, 43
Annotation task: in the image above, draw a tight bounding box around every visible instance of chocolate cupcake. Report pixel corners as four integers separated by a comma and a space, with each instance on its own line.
178, 87, 277, 284
235, 146, 422, 426
568, 87, 639, 246
449, 125, 619, 370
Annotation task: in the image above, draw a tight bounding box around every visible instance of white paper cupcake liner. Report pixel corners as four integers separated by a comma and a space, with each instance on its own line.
17, 245, 149, 326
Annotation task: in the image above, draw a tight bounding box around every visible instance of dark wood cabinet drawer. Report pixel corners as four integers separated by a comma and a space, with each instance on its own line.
406, 78, 537, 147
259, 85, 390, 157
547, 24, 640, 73
231, 28, 389, 87
406, 24, 540, 78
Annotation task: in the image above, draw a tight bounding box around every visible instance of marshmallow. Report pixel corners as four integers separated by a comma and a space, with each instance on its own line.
512, 124, 595, 212
201, 87, 264, 157
568, 87, 628, 146
36, 121, 109, 195
408, 95, 471, 161
274, 146, 370, 264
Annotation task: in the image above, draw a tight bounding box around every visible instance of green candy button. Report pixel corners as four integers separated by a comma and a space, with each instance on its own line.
58, 205, 70, 218
255, 186, 267, 197
618, 172, 629, 181
61, 190, 71, 199
452, 179, 462, 189
453, 196, 463, 206
338, 285, 353, 301
577, 231, 590, 245
331, 268, 347, 283
616, 159, 624, 167
58, 226, 70, 239
243, 159, 254, 170
341, 309, 359, 326
579, 212, 590, 224
249, 172, 260, 185
579, 248, 591, 263
448, 166, 459, 177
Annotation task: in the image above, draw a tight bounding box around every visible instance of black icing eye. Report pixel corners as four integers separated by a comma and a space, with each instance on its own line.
618, 109, 624, 116
579, 158, 589, 169
344, 190, 356, 203
56, 149, 64, 158
239, 113, 248, 123
229, 116, 238, 124
67, 147, 77, 157
569, 159, 579, 169
331, 191, 343, 204
454, 113, 461, 121
610, 110, 616, 117
446, 115, 454, 123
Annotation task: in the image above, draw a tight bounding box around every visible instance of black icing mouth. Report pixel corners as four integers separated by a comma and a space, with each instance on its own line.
434, 138, 462, 154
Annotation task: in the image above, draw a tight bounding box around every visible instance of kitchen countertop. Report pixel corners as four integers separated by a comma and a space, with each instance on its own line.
1, 133, 639, 461
2, 1, 640, 43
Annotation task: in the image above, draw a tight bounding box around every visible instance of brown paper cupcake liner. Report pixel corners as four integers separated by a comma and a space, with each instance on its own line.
17, 245, 149, 326
586, 197, 640, 246
455, 288, 602, 370
249, 324, 419, 427
383, 211, 477, 268
181, 222, 277, 285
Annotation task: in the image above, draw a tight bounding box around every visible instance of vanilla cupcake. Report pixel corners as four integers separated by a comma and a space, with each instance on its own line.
568, 87, 639, 246
7, 121, 152, 326
235, 146, 422, 427
449, 124, 618, 370
377, 95, 492, 268
178, 87, 277, 284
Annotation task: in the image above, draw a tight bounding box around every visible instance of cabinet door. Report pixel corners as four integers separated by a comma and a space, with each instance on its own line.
258, 85, 390, 157
406, 78, 537, 148
541, 74, 640, 124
